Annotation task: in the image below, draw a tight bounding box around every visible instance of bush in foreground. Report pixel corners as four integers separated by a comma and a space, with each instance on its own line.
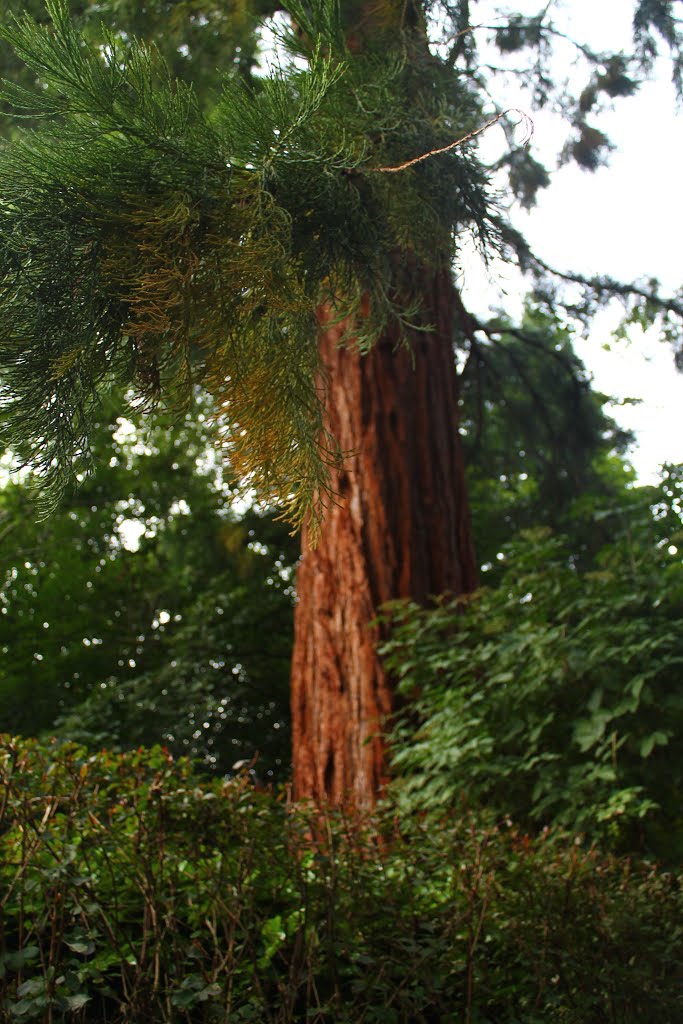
1, 737, 682, 1022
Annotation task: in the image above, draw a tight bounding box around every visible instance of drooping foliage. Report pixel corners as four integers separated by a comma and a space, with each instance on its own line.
2, 737, 682, 1023
382, 466, 683, 859
0, 0, 682, 526
0, 0, 498, 528
0, 0, 275, 131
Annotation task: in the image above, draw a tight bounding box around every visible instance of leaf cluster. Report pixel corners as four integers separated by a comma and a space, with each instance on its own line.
382, 469, 683, 859
1, 736, 682, 1022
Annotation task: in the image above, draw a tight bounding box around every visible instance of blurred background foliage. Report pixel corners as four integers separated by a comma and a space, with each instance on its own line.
0, 0, 279, 126
459, 303, 636, 577
0, 397, 296, 778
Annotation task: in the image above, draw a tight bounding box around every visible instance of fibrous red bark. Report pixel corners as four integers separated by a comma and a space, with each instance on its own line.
290, 269, 478, 807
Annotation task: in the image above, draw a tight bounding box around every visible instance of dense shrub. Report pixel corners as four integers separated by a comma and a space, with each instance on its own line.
1, 737, 682, 1022
382, 508, 683, 859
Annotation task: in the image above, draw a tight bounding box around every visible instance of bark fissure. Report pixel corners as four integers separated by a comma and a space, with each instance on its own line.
291, 269, 477, 806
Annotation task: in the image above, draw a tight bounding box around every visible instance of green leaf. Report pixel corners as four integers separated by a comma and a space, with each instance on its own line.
16, 979, 45, 998
0, 947, 40, 973
573, 712, 610, 752
64, 935, 95, 955
259, 914, 286, 968
639, 731, 670, 758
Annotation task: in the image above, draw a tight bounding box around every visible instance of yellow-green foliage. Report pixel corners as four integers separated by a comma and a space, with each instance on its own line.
0, 0, 497, 528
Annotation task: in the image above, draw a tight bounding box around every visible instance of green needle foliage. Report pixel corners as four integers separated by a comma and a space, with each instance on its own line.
0, 0, 496, 528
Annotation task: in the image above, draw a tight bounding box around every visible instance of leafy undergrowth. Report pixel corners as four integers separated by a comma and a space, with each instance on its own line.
1, 738, 682, 1023
382, 517, 683, 860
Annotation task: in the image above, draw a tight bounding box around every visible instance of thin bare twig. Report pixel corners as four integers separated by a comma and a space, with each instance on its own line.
368, 108, 533, 173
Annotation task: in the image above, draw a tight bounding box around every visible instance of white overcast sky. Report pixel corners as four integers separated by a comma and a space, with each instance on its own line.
457, 0, 683, 482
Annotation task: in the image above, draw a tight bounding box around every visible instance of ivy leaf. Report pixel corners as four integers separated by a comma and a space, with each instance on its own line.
639, 732, 670, 758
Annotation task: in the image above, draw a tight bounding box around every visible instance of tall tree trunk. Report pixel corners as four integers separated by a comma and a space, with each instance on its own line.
290, 268, 478, 806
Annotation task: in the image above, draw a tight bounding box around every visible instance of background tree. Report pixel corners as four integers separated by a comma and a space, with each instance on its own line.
459, 303, 635, 576
0, 400, 296, 777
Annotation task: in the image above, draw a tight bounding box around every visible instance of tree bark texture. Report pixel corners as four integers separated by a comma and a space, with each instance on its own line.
290, 269, 478, 807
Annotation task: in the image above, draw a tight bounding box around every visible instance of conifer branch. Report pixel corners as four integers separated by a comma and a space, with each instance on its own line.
0, 0, 502, 529
532, 256, 683, 322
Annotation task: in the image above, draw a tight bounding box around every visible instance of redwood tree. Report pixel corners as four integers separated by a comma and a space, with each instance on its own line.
285, 1, 493, 805
1, 0, 682, 812
291, 273, 478, 806
0, 0, 498, 809
291, 0, 683, 806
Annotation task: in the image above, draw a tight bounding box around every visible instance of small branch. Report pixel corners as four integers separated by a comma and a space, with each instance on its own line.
532, 255, 683, 320
368, 108, 533, 174
0, 520, 18, 545
442, 13, 601, 64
